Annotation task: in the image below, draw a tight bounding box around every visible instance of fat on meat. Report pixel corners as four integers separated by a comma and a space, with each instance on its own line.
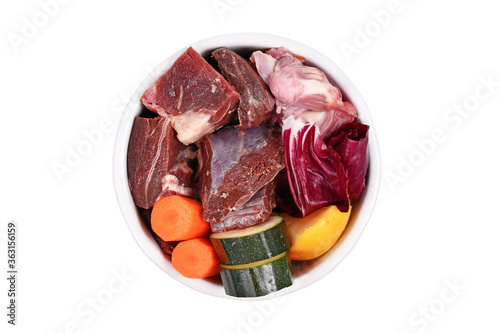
141, 47, 240, 145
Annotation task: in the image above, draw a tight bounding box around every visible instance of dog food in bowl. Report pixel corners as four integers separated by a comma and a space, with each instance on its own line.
113, 33, 381, 299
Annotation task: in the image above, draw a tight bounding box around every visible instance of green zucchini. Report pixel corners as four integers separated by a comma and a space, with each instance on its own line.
210, 215, 290, 265
220, 252, 293, 298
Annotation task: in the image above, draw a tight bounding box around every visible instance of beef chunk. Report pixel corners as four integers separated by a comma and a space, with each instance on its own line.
212, 181, 277, 232
140, 47, 240, 145
212, 48, 275, 129
127, 116, 196, 209
154, 235, 179, 257
198, 125, 284, 224
162, 144, 198, 199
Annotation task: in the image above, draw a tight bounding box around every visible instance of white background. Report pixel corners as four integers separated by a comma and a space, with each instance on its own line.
1, 0, 499, 332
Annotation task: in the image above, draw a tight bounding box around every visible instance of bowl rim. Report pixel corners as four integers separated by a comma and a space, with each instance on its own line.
113, 32, 381, 300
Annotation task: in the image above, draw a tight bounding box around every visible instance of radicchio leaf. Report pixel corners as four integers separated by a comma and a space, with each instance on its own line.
275, 168, 301, 217
279, 117, 350, 217
327, 122, 369, 202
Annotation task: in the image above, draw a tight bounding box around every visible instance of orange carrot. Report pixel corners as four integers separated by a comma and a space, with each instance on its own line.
151, 195, 211, 242
171, 238, 220, 278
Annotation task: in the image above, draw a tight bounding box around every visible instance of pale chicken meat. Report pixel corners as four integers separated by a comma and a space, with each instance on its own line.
281, 100, 358, 140
251, 47, 356, 138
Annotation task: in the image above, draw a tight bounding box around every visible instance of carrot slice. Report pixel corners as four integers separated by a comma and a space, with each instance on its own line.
151, 195, 210, 242
171, 238, 220, 278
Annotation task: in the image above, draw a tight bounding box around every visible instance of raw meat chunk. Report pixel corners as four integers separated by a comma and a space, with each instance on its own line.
127, 116, 196, 209
198, 125, 284, 224
211, 181, 277, 233
251, 47, 343, 111
288, 101, 358, 139
250, 51, 276, 85
161, 144, 198, 198
212, 48, 275, 129
251, 47, 356, 138
141, 47, 240, 144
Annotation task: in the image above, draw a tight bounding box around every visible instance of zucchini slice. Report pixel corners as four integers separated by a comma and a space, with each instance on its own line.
220, 252, 293, 298
210, 215, 290, 265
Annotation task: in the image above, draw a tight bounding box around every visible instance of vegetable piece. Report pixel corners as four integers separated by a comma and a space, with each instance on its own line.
151, 195, 210, 242
219, 252, 293, 297
328, 122, 370, 202
138, 208, 180, 256
210, 215, 290, 265
280, 116, 350, 217
283, 205, 351, 261
171, 238, 220, 279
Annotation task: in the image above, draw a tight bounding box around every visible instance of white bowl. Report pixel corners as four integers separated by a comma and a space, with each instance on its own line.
113, 33, 381, 300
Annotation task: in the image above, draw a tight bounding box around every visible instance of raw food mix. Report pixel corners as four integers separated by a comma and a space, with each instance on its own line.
127, 46, 370, 297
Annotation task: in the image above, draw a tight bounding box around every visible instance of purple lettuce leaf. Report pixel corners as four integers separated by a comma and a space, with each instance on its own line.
327, 122, 369, 202
279, 117, 350, 217
275, 168, 302, 217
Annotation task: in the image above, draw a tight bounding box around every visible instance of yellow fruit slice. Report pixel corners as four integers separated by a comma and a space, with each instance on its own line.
283, 205, 351, 261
